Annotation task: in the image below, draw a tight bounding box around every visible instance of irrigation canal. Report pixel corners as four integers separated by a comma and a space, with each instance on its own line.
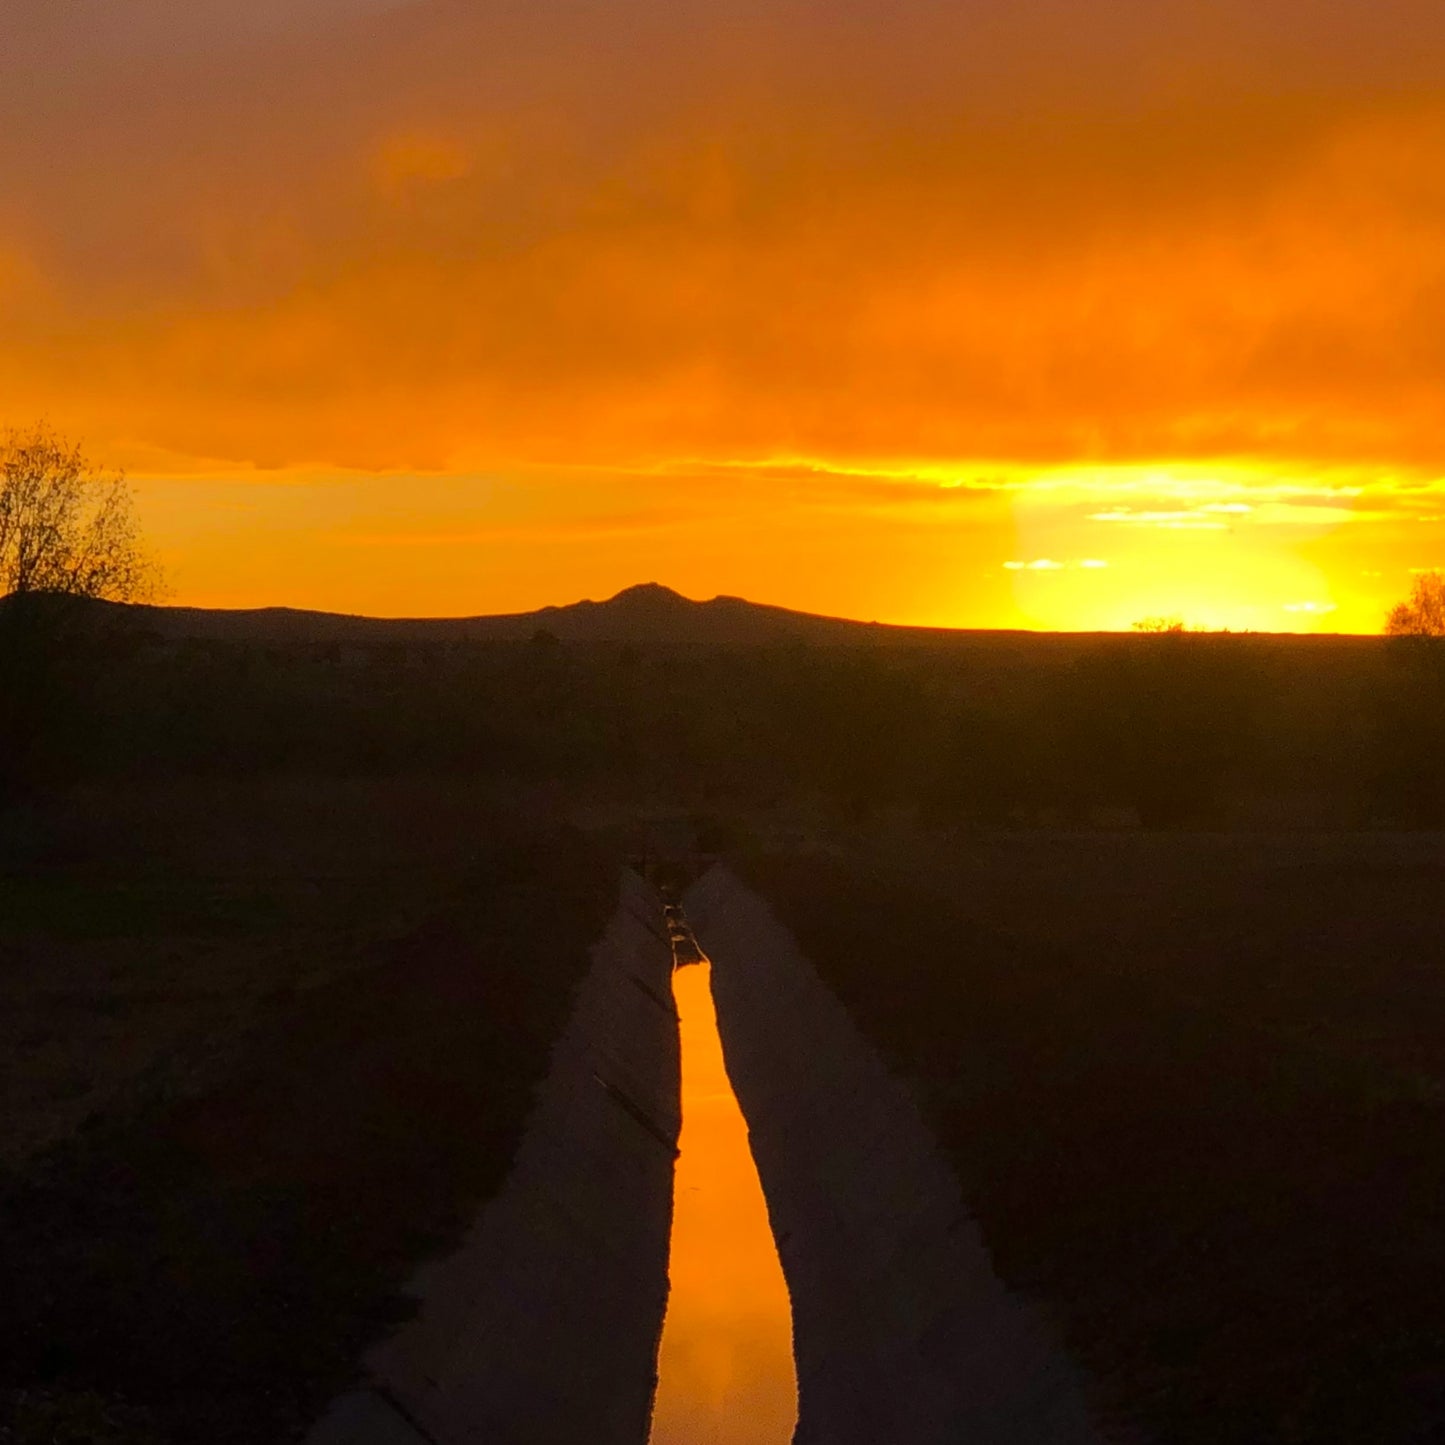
646, 917, 798, 1443
308, 866, 1100, 1445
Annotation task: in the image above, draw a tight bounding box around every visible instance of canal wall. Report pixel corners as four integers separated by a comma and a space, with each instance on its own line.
686, 863, 1103, 1445
308, 868, 679, 1445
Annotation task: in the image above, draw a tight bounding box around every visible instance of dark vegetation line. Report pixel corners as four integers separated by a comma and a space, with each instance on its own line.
5, 594, 1445, 827
738, 844, 1445, 1445
0, 821, 616, 1445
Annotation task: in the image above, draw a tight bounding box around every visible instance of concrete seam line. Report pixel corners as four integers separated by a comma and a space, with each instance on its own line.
630, 973, 679, 1016
372, 1385, 447, 1445
593, 1071, 681, 1155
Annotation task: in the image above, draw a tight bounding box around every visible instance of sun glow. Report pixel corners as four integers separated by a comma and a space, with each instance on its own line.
120, 453, 1432, 630
7, 1, 1445, 627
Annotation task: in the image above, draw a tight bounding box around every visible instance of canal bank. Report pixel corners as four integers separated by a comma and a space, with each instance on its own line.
309, 869, 679, 1445
686, 864, 1103, 1445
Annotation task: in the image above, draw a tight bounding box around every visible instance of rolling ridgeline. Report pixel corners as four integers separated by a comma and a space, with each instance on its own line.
3, 582, 1443, 826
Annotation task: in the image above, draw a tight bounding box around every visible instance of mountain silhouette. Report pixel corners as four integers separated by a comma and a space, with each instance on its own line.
109, 583, 1012, 647
91, 583, 1376, 648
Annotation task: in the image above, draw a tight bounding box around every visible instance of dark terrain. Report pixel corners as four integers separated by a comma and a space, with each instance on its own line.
6, 582, 1440, 826
0, 782, 616, 1444
740, 833, 1445, 1444
3, 583, 1444, 1441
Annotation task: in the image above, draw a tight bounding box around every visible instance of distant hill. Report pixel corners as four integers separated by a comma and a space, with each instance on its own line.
97, 582, 1378, 650
105, 583, 1003, 647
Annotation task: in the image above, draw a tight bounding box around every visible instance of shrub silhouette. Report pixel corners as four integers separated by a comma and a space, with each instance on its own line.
1385, 571, 1445, 638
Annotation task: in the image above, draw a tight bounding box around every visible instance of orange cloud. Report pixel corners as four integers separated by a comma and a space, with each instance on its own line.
4, 0, 1445, 624
373, 133, 474, 196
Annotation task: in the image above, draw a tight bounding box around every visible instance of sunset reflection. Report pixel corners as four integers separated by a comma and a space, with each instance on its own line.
648, 957, 797, 1445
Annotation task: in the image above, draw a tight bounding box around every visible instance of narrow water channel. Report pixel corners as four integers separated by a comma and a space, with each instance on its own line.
647, 947, 798, 1445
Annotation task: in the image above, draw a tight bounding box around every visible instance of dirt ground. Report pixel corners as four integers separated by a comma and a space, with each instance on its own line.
741, 829, 1445, 1445
0, 778, 618, 1444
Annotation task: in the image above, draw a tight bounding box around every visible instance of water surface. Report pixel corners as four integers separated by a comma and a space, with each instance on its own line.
648, 956, 798, 1444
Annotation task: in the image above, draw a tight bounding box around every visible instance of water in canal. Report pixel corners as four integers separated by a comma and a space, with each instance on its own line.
647, 952, 798, 1444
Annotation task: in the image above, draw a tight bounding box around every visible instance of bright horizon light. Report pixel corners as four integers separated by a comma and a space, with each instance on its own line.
7, 0, 1445, 630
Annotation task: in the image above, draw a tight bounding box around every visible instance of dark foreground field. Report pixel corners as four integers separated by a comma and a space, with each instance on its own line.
0, 780, 616, 1444
743, 832, 1445, 1444
7, 766, 1443, 1444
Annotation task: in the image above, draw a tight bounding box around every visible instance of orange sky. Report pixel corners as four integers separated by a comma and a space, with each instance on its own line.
4, 0, 1445, 629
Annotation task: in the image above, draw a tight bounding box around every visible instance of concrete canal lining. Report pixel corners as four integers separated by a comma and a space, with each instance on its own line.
308, 869, 679, 1445
686, 864, 1104, 1445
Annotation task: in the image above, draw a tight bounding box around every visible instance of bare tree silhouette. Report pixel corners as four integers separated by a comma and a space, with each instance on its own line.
1385, 571, 1445, 638
0, 428, 162, 802
0, 426, 157, 601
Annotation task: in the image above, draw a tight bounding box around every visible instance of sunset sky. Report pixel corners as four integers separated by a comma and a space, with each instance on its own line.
4, 0, 1444, 629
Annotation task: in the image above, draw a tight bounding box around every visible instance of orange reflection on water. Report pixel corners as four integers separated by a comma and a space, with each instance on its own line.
648, 958, 798, 1445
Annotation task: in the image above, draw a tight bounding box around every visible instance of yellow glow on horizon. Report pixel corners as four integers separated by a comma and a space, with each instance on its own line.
8, 2, 1445, 630
121, 452, 1432, 632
